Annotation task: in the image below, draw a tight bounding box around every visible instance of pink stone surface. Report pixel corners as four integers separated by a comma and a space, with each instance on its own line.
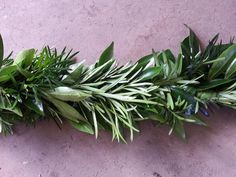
0, 0, 236, 177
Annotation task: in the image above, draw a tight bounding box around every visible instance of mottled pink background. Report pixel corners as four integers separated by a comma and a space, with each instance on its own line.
0, 0, 236, 177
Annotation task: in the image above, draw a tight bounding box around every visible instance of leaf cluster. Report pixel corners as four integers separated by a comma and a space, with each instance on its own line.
0, 28, 235, 142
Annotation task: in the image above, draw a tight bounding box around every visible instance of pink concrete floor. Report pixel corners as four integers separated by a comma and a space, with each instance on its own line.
0, 0, 236, 177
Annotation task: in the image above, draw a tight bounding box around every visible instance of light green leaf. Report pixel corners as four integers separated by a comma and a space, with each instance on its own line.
49, 97, 86, 122
0, 65, 17, 82
167, 93, 174, 110
48, 87, 90, 102
13, 49, 35, 67
70, 120, 94, 135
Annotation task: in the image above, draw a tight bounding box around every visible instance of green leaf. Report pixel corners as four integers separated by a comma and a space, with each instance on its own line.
24, 99, 44, 116
0, 96, 23, 117
16, 65, 33, 78
0, 65, 17, 82
63, 63, 84, 83
181, 27, 200, 59
13, 49, 35, 67
48, 87, 90, 102
208, 45, 236, 79
198, 79, 235, 91
96, 42, 114, 67
184, 115, 207, 126
176, 53, 183, 75
174, 118, 186, 140
0, 34, 4, 68
69, 120, 94, 135
139, 67, 161, 81
225, 58, 236, 79
137, 54, 153, 68
167, 93, 174, 110
171, 87, 196, 106
48, 97, 86, 122
162, 49, 175, 62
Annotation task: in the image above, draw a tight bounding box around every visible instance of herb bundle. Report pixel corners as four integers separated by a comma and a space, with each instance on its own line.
0, 28, 235, 142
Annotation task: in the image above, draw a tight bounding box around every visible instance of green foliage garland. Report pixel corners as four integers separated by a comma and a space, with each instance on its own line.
0, 28, 235, 142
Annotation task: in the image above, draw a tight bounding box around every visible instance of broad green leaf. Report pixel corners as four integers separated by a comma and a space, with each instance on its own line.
208, 45, 236, 79
69, 120, 94, 135
225, 58, 236, 79
181, 28, 200, 59
48, 87, 90, 102
0, 34, 4, 68
139, 67, 161, 81
63, 63, 84, 83
49, 97, 86, 122
174, 118, 186, 140
24, 99, 44, 116
137, 53, 153, 68
13, 49, 35, 67
198, 79, 235, 91
0, 65, 17, 75
0, 65, 17, 82
96, 42, 114, 67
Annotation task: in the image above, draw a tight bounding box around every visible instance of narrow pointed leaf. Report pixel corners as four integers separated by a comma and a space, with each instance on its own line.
97, 42, 114, 67
0, 34, 4, 68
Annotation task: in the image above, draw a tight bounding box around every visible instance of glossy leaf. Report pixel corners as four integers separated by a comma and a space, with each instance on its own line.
225, 58, 236, 79
198, 79, 235, 91
208, 45, 236, 79
139, 67, 161, 81
24, 99, 44, 116
96, 42, 114, 67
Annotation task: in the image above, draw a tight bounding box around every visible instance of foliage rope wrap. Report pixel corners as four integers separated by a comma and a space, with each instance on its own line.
0, 28, 235, 142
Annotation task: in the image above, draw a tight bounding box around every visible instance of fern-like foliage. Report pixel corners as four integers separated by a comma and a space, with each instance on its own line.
0, 28, 235, 142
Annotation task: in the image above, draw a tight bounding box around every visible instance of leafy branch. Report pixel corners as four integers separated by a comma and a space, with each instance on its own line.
0, 29, 235, 142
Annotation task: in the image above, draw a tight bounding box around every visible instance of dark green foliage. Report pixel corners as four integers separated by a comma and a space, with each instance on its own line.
0, 29, 235, 142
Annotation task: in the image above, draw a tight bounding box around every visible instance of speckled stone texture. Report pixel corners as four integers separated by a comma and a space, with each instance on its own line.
0, 0, 236, 177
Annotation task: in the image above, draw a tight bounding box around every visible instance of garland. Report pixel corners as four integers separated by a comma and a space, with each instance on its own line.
0, 28, 235, 142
